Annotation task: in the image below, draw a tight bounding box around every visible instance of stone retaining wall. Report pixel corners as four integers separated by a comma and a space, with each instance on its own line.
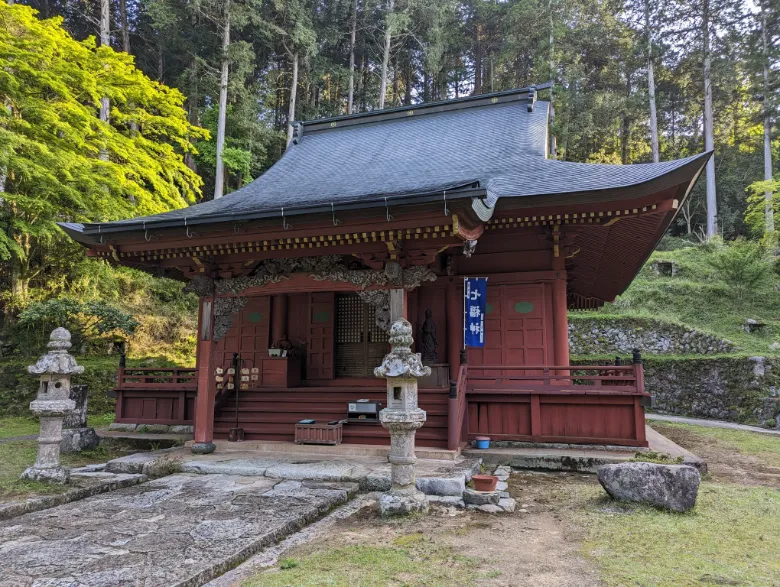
569, 316, 734, 356
612, 356, 778, 427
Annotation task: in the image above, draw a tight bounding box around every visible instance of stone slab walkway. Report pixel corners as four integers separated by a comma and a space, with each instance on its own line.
105, 448, 480, 496
0, 473, 356, 587
646, 413, 780, 436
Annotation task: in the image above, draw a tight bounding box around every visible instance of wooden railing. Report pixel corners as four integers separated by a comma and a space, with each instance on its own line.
463, 358, 649, 447
466, 363, 645, 395
114, 360, 198, 426
116, 367, 198, 390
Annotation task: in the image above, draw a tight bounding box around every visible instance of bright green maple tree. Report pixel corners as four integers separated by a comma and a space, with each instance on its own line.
0, 3, 208, 300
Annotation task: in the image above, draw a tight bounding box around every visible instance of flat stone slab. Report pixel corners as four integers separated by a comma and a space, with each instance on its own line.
174, 450, 480, 496
0, 473, 356, 586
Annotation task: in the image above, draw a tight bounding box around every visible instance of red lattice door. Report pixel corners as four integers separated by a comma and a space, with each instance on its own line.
335, 293, 389, 377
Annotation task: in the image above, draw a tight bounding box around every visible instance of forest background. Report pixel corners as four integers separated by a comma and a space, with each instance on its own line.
0, 0, 778, 370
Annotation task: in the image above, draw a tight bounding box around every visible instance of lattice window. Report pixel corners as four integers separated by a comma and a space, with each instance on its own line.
336, 295, 364, 343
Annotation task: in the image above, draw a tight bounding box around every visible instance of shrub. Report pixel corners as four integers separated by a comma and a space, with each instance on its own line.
706, 239, 771, 301
15, 298, 138, 355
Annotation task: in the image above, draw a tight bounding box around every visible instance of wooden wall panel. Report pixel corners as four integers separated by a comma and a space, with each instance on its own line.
307, 292, 335, 379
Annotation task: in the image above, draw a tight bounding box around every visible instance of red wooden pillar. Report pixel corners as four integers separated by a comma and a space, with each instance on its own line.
552, 264, 570, 369
446, 280, 461, 382
271, 294, 288, 344
192, 296, 217, 454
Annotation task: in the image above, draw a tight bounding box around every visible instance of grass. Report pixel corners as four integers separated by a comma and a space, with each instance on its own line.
580, 240, 780, 356
565, 481, 780, 586
243, 536, 483, 587
652, 421, 780, 468
0, 413, 115, 439
0, 416, 39, 438
0, 439, 132, 501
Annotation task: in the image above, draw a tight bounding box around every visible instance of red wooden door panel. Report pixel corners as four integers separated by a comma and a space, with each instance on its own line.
468, 283, 551, 371
307, 292, 335, 379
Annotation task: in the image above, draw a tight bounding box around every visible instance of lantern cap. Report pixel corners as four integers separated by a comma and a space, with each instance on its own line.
28, 328, 85, 376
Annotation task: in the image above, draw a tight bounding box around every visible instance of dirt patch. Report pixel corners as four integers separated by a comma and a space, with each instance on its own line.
256, 472, 600, 587
650, 423, 780, 488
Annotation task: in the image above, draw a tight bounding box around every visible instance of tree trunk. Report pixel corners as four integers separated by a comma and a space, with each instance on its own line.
347, 0, 357, 114
644, 0, 659, 163
548, 0, 557, 159
762, 6, 774, 234
99, 0, 110, 162
120, 0, 130, 53
287, 51, 299, 144
214, 0, 231, 200
474, 22, 482, 95
378, 0, 394, 109
702, 0, 717, 238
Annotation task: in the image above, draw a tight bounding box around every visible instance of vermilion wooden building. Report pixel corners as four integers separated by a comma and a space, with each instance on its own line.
63, 85, 710, 453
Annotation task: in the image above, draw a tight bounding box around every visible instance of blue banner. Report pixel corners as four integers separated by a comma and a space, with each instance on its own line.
463, 277, 488, 348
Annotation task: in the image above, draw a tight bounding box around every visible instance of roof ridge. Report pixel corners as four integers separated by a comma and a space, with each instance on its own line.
293, 83, 551, 140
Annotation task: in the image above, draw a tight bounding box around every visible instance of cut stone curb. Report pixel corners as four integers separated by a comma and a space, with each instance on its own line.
105, 450, 183, 476
0, 472, 146, 521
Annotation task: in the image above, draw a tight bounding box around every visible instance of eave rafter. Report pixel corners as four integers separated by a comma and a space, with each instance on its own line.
88, 213, 476, 280
484, 201, 675, 232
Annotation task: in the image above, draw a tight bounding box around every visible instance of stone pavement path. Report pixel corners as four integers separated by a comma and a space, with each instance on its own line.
0, 473, 356, 587
646, 413, 780, 436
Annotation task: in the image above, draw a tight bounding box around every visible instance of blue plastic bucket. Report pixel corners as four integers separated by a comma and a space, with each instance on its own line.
474, 436, 491, 449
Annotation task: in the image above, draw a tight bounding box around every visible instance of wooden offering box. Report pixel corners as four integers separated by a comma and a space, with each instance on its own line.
294, 421, 343, 445
261, 357, 301, 387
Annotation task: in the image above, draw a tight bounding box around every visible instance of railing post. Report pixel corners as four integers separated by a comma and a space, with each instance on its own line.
118, 352, 126, 389
447, 380, 459, 451
459, 348, 468, 365
632, 348, 645, 394
632, 348, 647, 445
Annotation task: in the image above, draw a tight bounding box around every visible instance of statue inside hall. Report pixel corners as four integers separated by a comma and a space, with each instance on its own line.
419, 309, 438, 364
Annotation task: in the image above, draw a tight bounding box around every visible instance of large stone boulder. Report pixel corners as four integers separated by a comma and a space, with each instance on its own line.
597, 462, 701, 512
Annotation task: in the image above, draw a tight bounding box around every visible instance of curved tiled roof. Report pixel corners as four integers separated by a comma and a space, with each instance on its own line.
73, 85, 710, 236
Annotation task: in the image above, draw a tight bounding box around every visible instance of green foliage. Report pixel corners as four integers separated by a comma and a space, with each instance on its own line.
15, 298, 138, 355
0, 356, 179, 417
588, 240, 780, 356
705, 239, 771, 300
0, 2, 207, 306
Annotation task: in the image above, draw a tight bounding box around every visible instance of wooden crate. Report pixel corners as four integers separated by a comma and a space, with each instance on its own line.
294, 422, 343, 445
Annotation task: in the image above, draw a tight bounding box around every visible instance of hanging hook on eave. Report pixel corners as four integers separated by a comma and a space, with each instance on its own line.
234, 222, 241, 234
185, 217, 194, 239
384, 197, 394, 222
443, 190, 450, 216
331, 203, 341, 226
281, 207, 292, 230
143, 221, 151, 242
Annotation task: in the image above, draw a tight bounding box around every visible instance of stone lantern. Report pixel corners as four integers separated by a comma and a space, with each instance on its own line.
21, 328, 82, 484
374, 318, 430, 515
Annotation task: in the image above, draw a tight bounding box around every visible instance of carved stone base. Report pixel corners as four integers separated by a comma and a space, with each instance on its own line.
379, 488, 429, 516
20, 465, 70, 484
191, 442, 217, 455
